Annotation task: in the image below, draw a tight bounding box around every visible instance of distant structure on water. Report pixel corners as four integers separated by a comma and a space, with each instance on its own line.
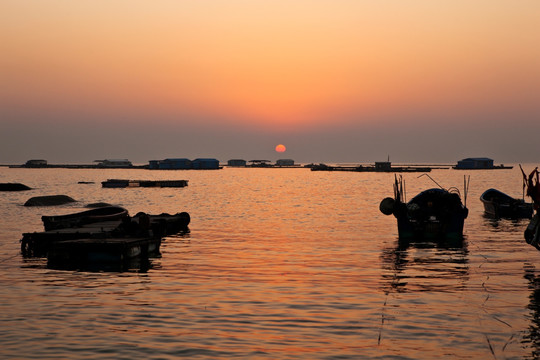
453, 157, 512, 170
247, 160, 272, 167
149, 158, 191, 170
311, 160, 434, 173
227, 159, 247, 167
276, 159, 295, 167
95, 159, 133, 168
192, 158, 221, 169
25, 159, 48, 167
243, 159, 298, 168
149, 158, 221, 170
10, 159, 138, 169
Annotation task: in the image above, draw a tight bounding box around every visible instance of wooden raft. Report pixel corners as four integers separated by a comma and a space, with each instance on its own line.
47, 237, 161, 269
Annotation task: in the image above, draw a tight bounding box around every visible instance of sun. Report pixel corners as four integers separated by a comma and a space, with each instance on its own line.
275, 144, 286, 153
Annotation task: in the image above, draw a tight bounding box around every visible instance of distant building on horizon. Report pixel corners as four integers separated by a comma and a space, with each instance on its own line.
276, 159, 295, 166
149, 158, 192, 170
374, 161, 392, 171
192, 158, 220, 169
25, 159, 47, 167
453, 157, 512, 170
95, 159, 132, 168
227, 159, 247, 167
455, 157, 493, 169
148, 158, 220, 170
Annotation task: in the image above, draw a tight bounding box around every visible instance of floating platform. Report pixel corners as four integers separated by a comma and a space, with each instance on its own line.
21, 220, 126, 257
310, 162, 441, 173
102, 179, 188, 188
47, 237, 161, 270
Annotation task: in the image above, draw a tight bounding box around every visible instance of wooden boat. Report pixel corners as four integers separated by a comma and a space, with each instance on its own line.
380, 175, 469, 240
22, 209, 190, 257
41, 206, 129, 231
480, 188, 533, 219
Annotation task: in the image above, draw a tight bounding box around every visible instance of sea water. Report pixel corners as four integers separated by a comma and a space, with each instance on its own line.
1, 165, 539, 359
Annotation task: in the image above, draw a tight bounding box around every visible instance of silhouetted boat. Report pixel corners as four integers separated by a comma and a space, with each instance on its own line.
22, 209, 190, 257
480, 188, 532, 219
380, 175, 469, 240
41, 206, 129, 231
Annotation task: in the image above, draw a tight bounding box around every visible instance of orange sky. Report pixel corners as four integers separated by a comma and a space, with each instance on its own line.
2, 1, 539, 132
1, 1, 540, 164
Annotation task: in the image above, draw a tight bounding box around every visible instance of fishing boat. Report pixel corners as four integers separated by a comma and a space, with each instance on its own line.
42, 206, 129, 231
380, 175, 469, 240
480, 188, 533, 219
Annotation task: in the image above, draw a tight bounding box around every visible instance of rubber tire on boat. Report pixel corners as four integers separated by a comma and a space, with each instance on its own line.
379, 198, 395, 216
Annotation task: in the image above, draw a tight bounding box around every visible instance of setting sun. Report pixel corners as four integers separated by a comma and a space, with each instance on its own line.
275, 144, 286, 153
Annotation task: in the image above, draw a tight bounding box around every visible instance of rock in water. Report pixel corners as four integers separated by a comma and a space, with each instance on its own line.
24, 195, 77, 206
0, 183, 32, 191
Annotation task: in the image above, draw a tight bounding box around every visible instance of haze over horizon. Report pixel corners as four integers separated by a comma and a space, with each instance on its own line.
1, 1, 539, 165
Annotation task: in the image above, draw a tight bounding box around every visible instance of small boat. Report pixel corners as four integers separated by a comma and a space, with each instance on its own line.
41, 206, 129, 231
480, 188, 533, 219
22, 208, 190, 257
380, 175, 469, 240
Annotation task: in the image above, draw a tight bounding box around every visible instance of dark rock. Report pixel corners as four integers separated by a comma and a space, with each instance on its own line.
0, 183, 32, 191
24, 195, 77, 206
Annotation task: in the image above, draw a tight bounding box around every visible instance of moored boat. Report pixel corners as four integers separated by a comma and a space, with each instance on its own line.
480, 188, 532, 219
22, 208, 190, 257
41, 206, 129, 231
380, 175, 469, 240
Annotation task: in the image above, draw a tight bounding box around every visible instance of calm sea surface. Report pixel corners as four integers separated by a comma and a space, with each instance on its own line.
1, 165, 540, 359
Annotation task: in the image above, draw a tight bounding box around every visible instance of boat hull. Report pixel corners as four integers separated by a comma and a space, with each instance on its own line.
390, 188, 468, 241
480, 188, 533, 219
41, 206, 129, 231
396, 212, 466, 240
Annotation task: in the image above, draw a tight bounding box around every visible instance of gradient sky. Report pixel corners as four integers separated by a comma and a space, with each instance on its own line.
1, 1, 539, 164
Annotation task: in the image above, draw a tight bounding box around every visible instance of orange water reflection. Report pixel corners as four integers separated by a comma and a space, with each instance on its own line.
1, 167, 540, 358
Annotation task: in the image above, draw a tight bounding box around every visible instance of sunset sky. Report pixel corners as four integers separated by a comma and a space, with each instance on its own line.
1, 1, 539, 164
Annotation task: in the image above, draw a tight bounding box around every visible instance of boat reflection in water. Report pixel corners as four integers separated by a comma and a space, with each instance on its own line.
523, 264, 540, 358
378, 237, 469, 346
380, 237, 469, 293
